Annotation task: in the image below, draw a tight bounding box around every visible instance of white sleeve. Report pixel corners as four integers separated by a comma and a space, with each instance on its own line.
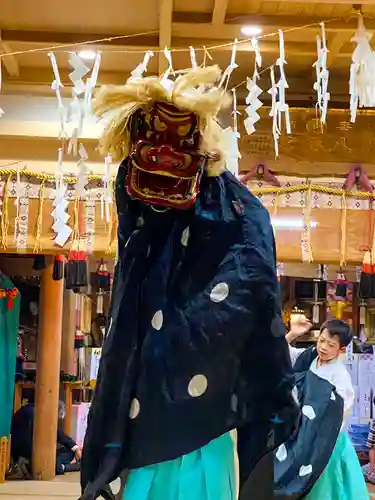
289, 346, 305, 367
333, 368, 355, 418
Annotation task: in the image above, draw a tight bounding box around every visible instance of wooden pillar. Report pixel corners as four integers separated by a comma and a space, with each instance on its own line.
61, 290, 76, 376
32, 258, 64, 480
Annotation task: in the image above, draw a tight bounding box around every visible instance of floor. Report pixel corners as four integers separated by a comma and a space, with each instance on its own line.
0, 475, 374, 499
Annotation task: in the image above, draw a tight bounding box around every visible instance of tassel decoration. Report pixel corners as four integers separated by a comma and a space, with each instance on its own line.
97, 260, 111, 291
359, 251, 372, 299
66, 249, 89, 291
32, 255, 46, 271
53, 255, 65, 281
335, 272, 347, 299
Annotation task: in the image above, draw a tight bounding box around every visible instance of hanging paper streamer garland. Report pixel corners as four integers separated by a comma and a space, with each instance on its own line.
268, 31, 292, 157
225, 89, 241, 177
68, 53, 91, 155
101, 155, 112, 222
48, 52, 67, 138
161, 47, 174, 83
189, 46, 198, 70
76, 144, 89, 198
349, 16, 375, 123
313, 23, 330, 124
219, 38, 238, 90
131, 50, 154, 79
84, 51, 102, 114
52, 149, 72, 247
244, 38, 263, 135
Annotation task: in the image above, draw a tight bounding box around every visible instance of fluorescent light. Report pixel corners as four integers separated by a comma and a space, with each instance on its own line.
78, 50, 97, 61
271, 217, 318, 230
241, 26, 263, 37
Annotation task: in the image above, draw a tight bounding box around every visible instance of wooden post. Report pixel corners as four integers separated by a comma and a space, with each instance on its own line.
32, 258, 64, 480
61, 290, 76, 376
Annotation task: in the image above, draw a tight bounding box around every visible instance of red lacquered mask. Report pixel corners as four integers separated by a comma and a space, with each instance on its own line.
126, 102, 207, 209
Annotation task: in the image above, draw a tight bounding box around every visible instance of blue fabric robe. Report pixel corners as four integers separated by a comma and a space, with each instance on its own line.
80, 161, 298, 499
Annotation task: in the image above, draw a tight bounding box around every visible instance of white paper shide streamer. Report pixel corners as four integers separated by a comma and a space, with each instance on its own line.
76, 144, 89, 198
131, 50, 154, 79
220, 39, 238, 89
244, 37, 263, 135
313, 23, 330, 124
268, 31, 292, 157
350, 16, 375, 123
102, 155, 113, 222
225, 89, 241, 177
52, 149, 72, 247
68, 53, 91, 155
48, 52, 67, 138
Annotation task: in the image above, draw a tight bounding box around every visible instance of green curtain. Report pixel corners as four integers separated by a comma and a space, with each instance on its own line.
0, 275, 20, 438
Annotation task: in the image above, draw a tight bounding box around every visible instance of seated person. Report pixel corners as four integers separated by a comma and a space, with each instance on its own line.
9, 399, 82, 478
363, 420, 375, 484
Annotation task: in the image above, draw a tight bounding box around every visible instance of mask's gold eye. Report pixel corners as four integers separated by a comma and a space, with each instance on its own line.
177, 124, 192, 137
139, 144, 152, 162
179, 154, 192, 169
154, 116, 167, 132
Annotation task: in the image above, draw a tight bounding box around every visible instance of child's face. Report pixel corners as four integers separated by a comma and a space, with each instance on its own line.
316, 328, 345, 363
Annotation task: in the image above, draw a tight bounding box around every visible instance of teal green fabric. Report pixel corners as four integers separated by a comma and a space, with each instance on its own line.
306, 432, 369, 500
0, 275, 20, 438
123, 432, 236, 500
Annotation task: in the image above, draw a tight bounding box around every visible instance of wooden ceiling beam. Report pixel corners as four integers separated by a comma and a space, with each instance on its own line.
262, 0, 375, 3
0, 31, 19, 77
172, 15, 369, 39
212, 0, 229, 25
1, 29, 160, 48
327, 32, 352, 67
158, 0, 173, 75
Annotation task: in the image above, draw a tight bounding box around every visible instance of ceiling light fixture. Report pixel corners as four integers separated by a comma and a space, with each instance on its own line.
78, 50, 97, 61
241, 26, 263, 37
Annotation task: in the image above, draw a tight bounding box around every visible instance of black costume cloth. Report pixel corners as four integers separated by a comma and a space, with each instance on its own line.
80, 161, 298, 499
274, 347, 344, 499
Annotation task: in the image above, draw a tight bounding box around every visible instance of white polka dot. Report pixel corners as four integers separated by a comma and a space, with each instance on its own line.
299, 465, 312, 477
276, 444, 287, 462
151, 310, 163, 330
109, 477, 122, 494
231, 394, 238, 412
292, 386, 299, 406
330, 392, 336, 401
107, 317, 113, 335
188, 374, 208, 397
129, 398, 140, 419
302, 405, 316, 420
181, 226, 190, 247
136, 216, 144, 228
210, 283, 229, 303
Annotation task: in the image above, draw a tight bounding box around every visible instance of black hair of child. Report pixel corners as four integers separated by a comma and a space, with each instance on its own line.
320, 319, 353, 348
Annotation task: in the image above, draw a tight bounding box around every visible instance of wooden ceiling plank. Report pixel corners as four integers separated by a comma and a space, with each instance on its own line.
262, 0, 375, 3
158, 0, 173, 75
327, 32, 352, 67
212, 0, 229, 25
172, 15, 370, 40
0, 31, 19, 77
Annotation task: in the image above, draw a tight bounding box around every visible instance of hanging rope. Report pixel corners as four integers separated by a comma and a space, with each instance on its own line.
1, 176, 11, 249
106, 180, 116, 255
340, 192, 347, 267
33, 181, 45, 253
273, 192, 279, 217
